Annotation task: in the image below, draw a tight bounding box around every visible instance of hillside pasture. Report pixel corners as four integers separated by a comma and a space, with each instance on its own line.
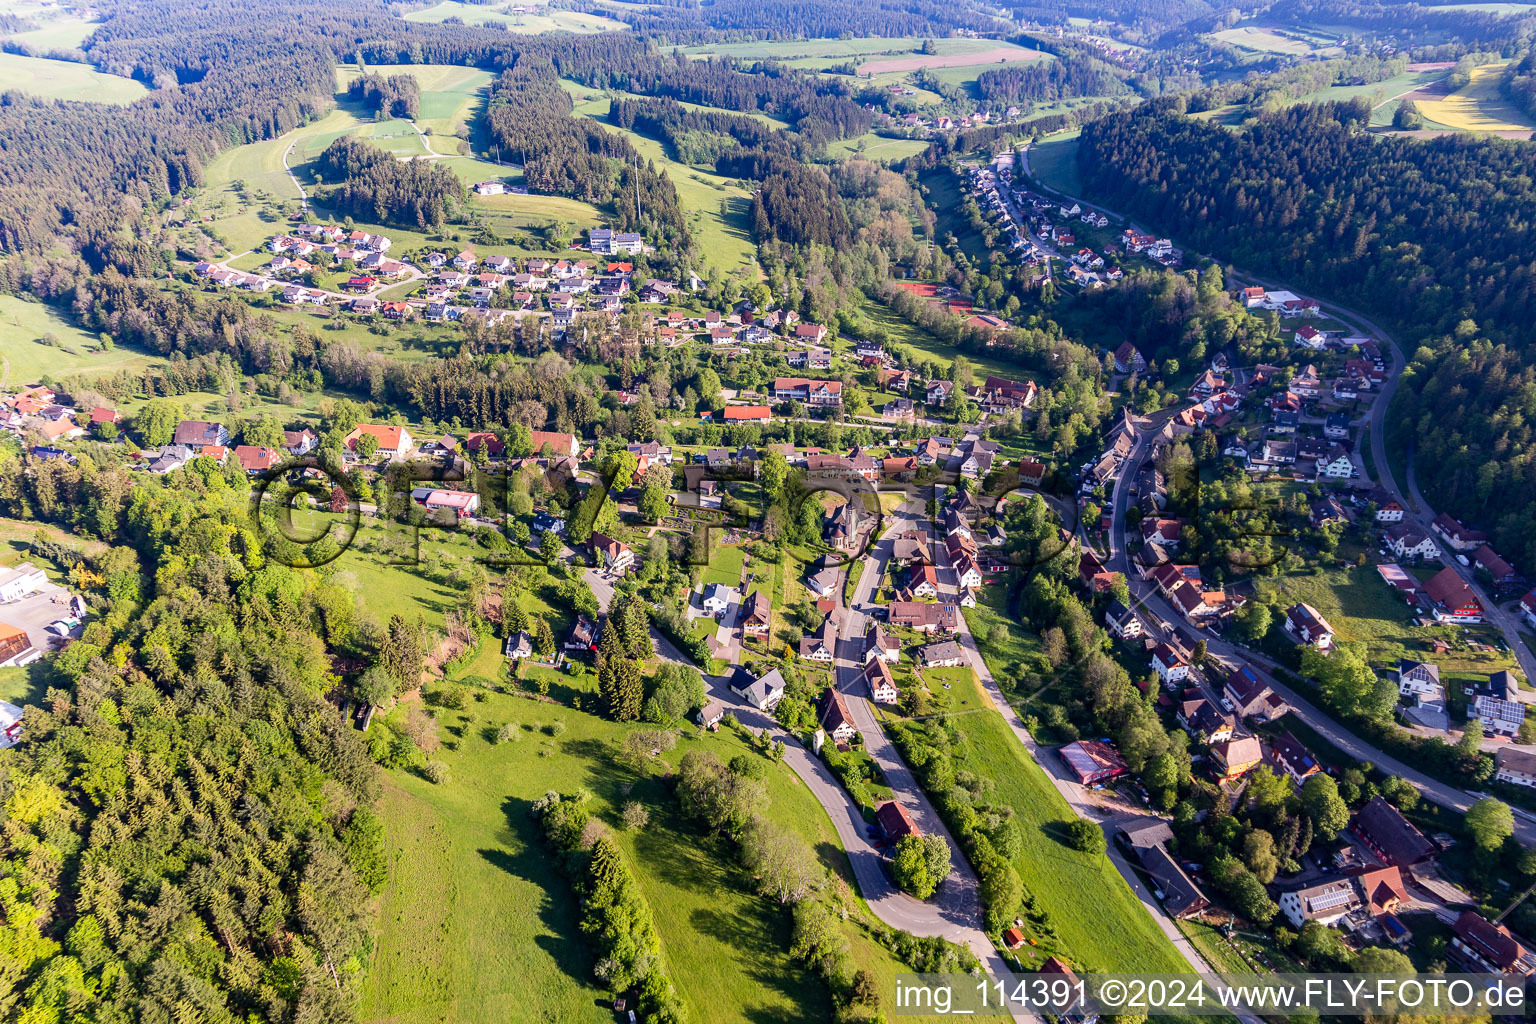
1, 10, 101, 50
0, 295, 161, 386
360, 690, 841, 1024
1209, 26, 1321, 55
335, 62, 496, 139
0, 51, 147, 103
403, 0, 625, 33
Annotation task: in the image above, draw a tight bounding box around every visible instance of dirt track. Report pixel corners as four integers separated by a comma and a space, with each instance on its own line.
858, 47, 1043, 75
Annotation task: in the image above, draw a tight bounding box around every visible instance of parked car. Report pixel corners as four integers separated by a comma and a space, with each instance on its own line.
45, 618, 79, 637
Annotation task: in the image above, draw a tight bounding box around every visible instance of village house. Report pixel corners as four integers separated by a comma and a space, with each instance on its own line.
1431, 514, 1488, 552
1448, 912, 1536, 978
864, 622, 901, 665
1422, 566, 1483, 623
1272, 731, 1321, 786
864, 658, 899, 705
773, 377, 843, 407
590, 532, 634, 574
818, 687, 857, 744
344, 424, 414, 461
1210, 736, 1263, 779
1152, 643, 1189, 686
1284, 603, 1334, 651
172, 420, 229, 450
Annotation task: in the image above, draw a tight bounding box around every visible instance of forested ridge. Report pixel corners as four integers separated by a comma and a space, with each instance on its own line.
0, 461, 389, 1023
1078, 100, 1536, 564
317, 138, 466, 230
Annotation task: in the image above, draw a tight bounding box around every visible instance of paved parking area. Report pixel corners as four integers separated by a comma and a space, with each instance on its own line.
0, 581, 80, 658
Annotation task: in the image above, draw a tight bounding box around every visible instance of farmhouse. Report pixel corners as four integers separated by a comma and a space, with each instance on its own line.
864, 658, 899, 704
344, 424, 414, 460
1354, 795, 1436, 869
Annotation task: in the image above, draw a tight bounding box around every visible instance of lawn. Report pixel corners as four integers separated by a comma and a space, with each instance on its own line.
0, 294, 163, 387
923, 660, 1194, 975
1026, 131, 1082, 199
700, 540, 748, 589
0, 51, 147, 104
1413, 63, 1536, 132
362, 684, 962, 1024
1270, 563, 1518, 682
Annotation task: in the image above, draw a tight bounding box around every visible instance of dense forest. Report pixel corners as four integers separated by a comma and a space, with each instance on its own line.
317, 138, 465, 229
1503, 49, 1536, 117
346, 69, 421, 119
751, 166, 852, 247
0, 461, 389, 1023
610, 96, 789, 166
1078, 100, 1536, 562
975, 49, 1134, 107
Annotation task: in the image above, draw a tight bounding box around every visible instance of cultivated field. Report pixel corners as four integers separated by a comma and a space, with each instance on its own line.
857, 45, 1045, 76
0, 51, 147, 103
1209, 26, 1321, 55
403, 0, 625, 33
1410, 63, 1536, 132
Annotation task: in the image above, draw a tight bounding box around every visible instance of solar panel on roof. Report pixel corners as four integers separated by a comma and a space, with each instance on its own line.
1307, 887, 1356, 912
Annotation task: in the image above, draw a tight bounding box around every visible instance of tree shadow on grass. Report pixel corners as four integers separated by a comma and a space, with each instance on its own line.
479, 795, 595, 990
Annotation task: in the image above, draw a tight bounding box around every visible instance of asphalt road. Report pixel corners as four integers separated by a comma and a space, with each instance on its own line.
583, 566, 1034, 1021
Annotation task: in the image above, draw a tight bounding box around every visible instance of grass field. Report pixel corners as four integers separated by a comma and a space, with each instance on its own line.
361, 683, 964, 1024
1412, 63, 1536, 132
0, 294, 163, 386
403, 0, 625, 33
825, 133, 931, 162
0, 51, 147, 103
1419, 2, 1535, 11
923, 627, 1193, 975
1209, 26, 1322, 55
1271, 564, 1519, 684
335, 62, 495, 140
1026, 131, 1082, 199
1, 10, 100, 50
564, 82, 759, 279
684, 36, 1012, 62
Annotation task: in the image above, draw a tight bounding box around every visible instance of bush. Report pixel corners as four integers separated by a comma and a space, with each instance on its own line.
423, 761, 448, 784
1064, 818, 1106, 854
495, 722, 519, 744
546, 719, 567, 737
